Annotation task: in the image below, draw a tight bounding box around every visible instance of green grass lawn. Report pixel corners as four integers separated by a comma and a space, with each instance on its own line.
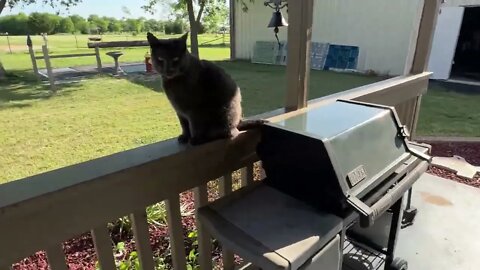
418, 84, 480, 136
0, 33, 230, 70
1, 34, 479, 184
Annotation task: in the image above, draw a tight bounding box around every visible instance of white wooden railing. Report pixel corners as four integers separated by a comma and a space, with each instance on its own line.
0, 72, 430, 270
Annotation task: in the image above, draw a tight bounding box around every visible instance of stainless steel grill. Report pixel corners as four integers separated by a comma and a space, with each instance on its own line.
257, 100, 431, 227
199, 100, 432, 270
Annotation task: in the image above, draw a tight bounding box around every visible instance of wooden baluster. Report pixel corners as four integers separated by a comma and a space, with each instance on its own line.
219, 174, 235, 270
194, 184, 213, 270
403, 99, 416, 134
91, 226, 116, 270
130, 210, 156, 270
410, 96, 423, 139
219, 174, 233, 197
166, 196, 187, 270
45, 244, 67, 270
241, 163, 254, 188
259, 161, 267, 180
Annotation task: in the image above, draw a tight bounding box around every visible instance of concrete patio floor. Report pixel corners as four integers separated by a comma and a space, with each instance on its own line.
236, 173, 480, 270
37, 62, 148, 81
396, 173, 480, 270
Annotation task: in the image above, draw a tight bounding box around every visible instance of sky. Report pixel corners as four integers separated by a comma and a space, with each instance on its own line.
1, 0, 171, 19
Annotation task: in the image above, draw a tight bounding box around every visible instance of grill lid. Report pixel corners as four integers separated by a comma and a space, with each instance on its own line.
257, 100, 431, 221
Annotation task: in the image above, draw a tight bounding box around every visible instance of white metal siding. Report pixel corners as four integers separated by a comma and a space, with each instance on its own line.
234, 0, 423, 75
234, 1, 289, 60
444, 0, 480, 6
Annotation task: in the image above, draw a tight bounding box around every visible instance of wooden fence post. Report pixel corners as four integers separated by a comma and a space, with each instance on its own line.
27, 35, 40, 78
42, 45, 56, 93
95, 46, 103, 71
5, 32, 12, 54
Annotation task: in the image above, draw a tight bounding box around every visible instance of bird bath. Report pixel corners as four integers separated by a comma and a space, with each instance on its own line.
106, 51, 125, 75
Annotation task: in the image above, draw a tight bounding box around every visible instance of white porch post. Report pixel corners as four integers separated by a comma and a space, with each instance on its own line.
285, 0, 314, 111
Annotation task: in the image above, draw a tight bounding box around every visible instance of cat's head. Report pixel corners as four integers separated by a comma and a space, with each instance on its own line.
147, 32, 189, 79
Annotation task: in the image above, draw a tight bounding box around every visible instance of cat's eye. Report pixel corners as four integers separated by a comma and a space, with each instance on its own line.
172, 57, 180, 63
157, 58, 165, 64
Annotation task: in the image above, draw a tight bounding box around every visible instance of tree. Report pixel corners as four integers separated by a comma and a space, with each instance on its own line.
143, 0, 206, 57
202, 0, 228, 33
87, 14, 108, 33
27, 12, 60, 34
0, 0, 81, 15
87, 14, 100, 23
88, 21, 99, 34
142, 0, 250, 57
96, 18, 109, 33
124, 18, 144, 34
108, 20, 123, 33
57, 17, 75, 33
145, 19, 166, 33
0, 0, 82, 79
0, 13, 29, 35
69, 15, 88, 33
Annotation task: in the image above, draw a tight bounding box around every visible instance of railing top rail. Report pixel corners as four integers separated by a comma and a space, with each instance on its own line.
257, 72, 431, 121
0, 131, 260, 265
0, 72, 431, 211
87, 40, 149, 48
34, 53, 98, 60
0, 138, 184, 209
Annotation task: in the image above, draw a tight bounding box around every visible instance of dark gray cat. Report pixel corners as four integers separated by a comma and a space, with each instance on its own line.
147, 32, 266, 145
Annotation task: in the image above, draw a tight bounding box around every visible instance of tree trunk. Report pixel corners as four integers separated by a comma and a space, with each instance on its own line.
186, 0, 200, 57
0, 0, 6, 15
0, 0, 6, 79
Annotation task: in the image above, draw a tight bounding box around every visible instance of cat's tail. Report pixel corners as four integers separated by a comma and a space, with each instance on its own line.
237, 119, 269, 131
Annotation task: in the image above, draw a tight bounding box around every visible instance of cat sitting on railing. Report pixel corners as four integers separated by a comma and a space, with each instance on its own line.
147, 32, 267, 146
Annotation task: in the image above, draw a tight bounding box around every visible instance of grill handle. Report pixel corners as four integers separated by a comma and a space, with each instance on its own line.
349, 160, 429, 228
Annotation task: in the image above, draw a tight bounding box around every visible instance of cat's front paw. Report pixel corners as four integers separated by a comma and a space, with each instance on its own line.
177, 134, 190, 144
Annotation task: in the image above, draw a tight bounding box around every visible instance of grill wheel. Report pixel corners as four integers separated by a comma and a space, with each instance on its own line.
390, 258, 408, 270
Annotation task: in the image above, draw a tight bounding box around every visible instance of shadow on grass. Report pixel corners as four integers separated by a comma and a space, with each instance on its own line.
198, 43, 229, 48
0, 70, 82, 110
125, 72, 164, 93
122, 60, 238, 93
122, 59, 386, 116
429, 80, 480, 96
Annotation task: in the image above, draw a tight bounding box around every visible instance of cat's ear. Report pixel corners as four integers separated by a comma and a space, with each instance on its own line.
147, 32, 159, 45
180, 32, 189, 43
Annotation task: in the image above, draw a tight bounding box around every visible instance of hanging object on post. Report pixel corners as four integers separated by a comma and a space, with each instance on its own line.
264, 0, 288, 48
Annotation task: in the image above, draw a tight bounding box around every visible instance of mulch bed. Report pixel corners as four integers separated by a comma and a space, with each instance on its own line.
421, 141, 480, 189
12, 191, 200, 270
12, 168, 261, 270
